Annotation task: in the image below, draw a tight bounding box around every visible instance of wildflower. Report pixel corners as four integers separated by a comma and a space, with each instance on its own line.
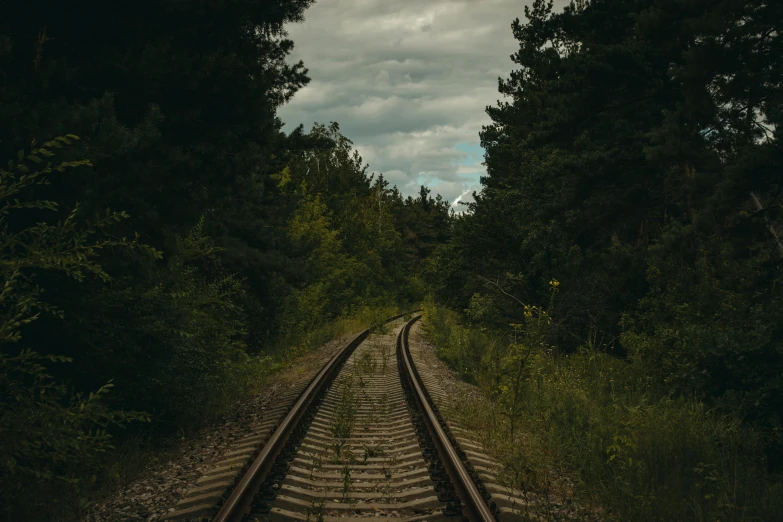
549, 279, 560, 289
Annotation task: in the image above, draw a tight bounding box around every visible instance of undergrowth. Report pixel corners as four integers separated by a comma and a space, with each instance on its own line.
268, 304, 404, 362
80, 303, 406, 514
421, 299, 783, 522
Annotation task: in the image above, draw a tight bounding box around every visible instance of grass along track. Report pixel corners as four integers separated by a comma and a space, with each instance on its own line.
164, 314, 522, 522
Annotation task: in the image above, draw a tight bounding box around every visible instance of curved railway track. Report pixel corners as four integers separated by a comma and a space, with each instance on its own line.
165, 313, 526, 522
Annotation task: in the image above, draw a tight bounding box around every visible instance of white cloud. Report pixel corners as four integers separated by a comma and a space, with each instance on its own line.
279, 0, 571, 205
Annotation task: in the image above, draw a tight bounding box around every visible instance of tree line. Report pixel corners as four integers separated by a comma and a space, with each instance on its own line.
3, 0, 783, 519
425, 0, 783, 500
0, 1, 449, 518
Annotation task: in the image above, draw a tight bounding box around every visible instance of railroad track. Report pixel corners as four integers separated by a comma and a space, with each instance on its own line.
166, 313, 524, 522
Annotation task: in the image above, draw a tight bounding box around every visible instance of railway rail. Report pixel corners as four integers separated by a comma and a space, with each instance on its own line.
166, 313, 526, 522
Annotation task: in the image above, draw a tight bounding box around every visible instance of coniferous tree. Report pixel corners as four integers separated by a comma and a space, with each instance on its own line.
432, 0, 783, 457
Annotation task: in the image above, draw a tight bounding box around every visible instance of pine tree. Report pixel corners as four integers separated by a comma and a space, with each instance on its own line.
434, 0, 783, 456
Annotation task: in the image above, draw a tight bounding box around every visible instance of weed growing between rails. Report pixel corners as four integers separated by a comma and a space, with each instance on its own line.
309, 454, 323, 481
357, 350, 378, 374
326, 368, 363, 505
330, 375, 357, 458
306, 497, 326, 522
306, 455, 330, 522
377, 453, 398, 504
340, 462, 354, 502
369, 320, 392, 335
379, 340, 392, 374
362, 444, 384, 464
422, 288, 783, 522
322, 332, 402, 509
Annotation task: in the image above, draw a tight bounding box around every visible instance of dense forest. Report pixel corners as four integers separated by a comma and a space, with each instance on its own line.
431, 0, 783, 435
429, 0, 783, 455
0, 1, 450, 517
422, 0, 783, 519
2, 0, 782, 520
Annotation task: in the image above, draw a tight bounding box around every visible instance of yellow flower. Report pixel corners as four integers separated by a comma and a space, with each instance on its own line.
549, 279, 560, 289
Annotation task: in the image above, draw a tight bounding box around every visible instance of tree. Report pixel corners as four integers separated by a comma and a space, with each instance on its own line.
1, 0, 316, 347
433, 0, 783, 461
0, 138, 153, 517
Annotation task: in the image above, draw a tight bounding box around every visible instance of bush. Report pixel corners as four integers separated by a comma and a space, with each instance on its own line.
422, 301, 783, 522
520, 348, 781, 521
0, 137, 154, 518
56, 216, 271, 429
421, 297, 486, 383
0, 138, 272, 518
621, 230, 783, 463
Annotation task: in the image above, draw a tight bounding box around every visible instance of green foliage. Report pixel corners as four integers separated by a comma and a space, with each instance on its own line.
621, 225, 783, 456
0, 136, 279, 519
424, 302, 783, 521
1, 0, 316, 352
274, 123, 443, 336
422, 299, 484, 383
515, 350, 783, 522
429, 0, 783, 473
0, 139, 153, 517
64, 217, 266, 427
330, 375, 357, 445
0, 0, 451, 517
282, 192, 372, 328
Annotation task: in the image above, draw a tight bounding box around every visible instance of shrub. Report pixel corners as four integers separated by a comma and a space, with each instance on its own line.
64, 217, 266, 428
423, 300, 783, 521
621, 231, 783, 464
0, 137, 154, 518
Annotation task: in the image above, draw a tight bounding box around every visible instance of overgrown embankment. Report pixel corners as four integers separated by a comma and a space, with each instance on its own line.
425, 0, 783, 488
421, 299, 783, 522
0, 132, 445, 521
1, 2, 455, 518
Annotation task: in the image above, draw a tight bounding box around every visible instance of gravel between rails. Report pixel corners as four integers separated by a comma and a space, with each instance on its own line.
248, 320, 450, 522
82, 333, 357, 522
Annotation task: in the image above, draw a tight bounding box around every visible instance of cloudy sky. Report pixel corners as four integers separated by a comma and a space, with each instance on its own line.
278, 0, 567, 210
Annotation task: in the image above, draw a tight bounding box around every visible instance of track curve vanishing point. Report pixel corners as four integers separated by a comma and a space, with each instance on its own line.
165, 313, 506, 522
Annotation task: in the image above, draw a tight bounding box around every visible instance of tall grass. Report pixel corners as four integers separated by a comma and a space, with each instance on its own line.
421, 304, 487, 383
422, 301, 783, 522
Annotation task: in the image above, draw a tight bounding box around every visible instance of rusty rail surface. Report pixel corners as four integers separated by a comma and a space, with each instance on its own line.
211, 311, 416, 522
397, 316, 497, 522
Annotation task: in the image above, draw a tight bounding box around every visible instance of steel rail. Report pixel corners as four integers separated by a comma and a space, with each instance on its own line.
397, 316, 496, 522
212, 311, 417, 522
